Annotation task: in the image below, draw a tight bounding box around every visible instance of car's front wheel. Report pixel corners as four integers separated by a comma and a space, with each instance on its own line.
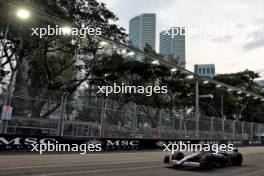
231, 152, 243, 166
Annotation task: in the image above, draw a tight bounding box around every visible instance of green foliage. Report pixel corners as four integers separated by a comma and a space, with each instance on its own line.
0, 0, 126, 117
199, 70, 264, 122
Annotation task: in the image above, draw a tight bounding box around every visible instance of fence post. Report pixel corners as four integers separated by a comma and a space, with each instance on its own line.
184, 119, 187, 139
258, 124, 262, 140
133, 106, 138, 138
250, 122, 253, 140
179, 116, 182, 138
210, 117, 215, 139
1, 83, 14, 134
57, 92, 69, 136
57, 95, 64, 136
99, 99, 107, 138
173, 115, 175, 130
232, 119, 237, 140
241, 121, 245, 140
158, 110, 163, 139
222, 116, 225, 139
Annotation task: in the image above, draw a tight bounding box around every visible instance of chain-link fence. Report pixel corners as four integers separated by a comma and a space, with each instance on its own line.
0, 90, 264, 140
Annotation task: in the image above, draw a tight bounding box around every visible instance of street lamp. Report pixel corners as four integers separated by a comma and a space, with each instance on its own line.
127, 51, 135, 56
203, 80, 209, 84
61, 26, 72, 35
16, 8, 31, 20
199, 94, 214, 99
227, 88, 233, 92
186, 75, 194, 79
151, 60, 159, 65
170, 68, 177, 72
195, 78, 216, 139
99, 41, 108, 48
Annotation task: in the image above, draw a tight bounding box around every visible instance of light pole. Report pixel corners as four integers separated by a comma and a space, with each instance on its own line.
195, 78, 214, 139
99, 98, 108, 138
221, 95, 225, 139
195, 79, 199, 138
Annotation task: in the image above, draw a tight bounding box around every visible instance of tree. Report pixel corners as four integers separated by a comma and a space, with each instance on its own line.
0, 0, 126, 118
198, 70, 264, 122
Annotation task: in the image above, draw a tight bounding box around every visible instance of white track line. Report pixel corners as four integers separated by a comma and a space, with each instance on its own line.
42, 164, 163, 176
0, 152, 166, 158
0, 160, 161, 171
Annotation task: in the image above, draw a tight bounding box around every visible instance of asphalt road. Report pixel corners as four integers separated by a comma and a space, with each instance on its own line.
0, 147, 264, 176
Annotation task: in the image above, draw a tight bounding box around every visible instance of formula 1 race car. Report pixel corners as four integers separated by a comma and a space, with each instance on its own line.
163, 149, 243, 170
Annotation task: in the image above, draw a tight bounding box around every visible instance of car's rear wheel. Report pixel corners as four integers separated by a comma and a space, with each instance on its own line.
200, 154, 213, 170
164, 155, 170, 163
200, 160, 212, 170
172, 152, 184, 160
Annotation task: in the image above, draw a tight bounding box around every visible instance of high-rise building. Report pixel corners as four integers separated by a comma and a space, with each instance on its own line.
129, 13, 156, 51
256, 80, 264, 92
160, 27, 186, 67
194, 64, 216, 77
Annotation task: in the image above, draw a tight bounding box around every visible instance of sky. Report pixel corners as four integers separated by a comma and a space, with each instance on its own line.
98, 0, 264, 77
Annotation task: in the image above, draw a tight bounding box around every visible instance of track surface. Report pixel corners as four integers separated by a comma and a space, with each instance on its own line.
0, 147, 263, 176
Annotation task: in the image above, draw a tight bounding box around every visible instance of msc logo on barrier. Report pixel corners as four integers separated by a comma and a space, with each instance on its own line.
105, 140, 139, 150
0, 137, 57, 148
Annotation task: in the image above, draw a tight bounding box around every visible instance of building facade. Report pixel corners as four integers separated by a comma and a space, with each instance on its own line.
194, 64, 216, 77
160, 27, 186, 67
129, 13, 156, 51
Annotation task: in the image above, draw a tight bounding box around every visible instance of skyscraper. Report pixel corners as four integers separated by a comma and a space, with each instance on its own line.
160, 27, 186, 67
129, 13, 156, 51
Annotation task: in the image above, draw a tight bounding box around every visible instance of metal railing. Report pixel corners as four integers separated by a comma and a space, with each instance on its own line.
0, 91, 264, 140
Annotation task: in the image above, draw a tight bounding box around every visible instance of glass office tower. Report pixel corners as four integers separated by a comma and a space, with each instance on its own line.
129, 13, 156, 51
160, 27, 186, 67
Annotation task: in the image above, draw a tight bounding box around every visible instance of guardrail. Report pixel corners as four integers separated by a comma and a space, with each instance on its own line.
0, 134, 263, 152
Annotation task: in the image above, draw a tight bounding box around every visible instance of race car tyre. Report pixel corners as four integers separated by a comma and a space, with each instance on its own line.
200, 154, 213, 170
164, 155, 170, 163
171, 152, 184, 160
200, 160, 212, 170
231, 152, 243, 166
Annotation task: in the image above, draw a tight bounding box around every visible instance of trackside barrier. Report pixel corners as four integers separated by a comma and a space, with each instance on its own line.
0, 134, 264, 151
